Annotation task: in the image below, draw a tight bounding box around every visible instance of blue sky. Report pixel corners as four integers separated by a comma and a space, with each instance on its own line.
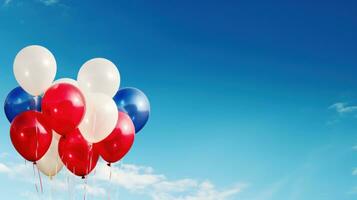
0, 0, 356, 199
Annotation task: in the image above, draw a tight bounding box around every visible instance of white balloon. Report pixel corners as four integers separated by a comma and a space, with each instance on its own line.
37, 132, 63, 178
53, 78, 78, 87
79, 93, 118, 143
77, 58, 120, 97
13, 45, 57, 96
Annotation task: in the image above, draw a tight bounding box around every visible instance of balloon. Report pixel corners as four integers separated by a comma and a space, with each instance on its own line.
10, 111, 52, 162
77, 58, 120, 97
53, 78, 78, 87
4, 87, 41, 123
59, 129, 99, 178
37, 132, 63, 178
95, 112, 135, 164
113, 87, 150, 133
79, 93, 118, 143
42, 83, 86, 135
13, 45, 57, 96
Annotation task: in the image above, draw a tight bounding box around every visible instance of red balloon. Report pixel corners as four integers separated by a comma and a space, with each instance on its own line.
59, 129, 99, 177
10, 111, 52, 162
95, 112, 135, 164
42, 83, 85, 135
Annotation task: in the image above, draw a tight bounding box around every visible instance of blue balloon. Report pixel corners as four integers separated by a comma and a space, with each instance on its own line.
4, 87, 42, 123
113, 87, 150, 133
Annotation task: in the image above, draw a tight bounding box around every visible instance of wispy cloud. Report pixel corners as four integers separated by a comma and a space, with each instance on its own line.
93, 162, 247, 200
0, 161, 33, 181
38, 0, 59, 6
76, 184, 106, 196
94, 163, 164, 190
0, 161, 244, 200
329, 102, 357, 114
0, 163, 11, 173
247, 177, 289, 200
3, 0, 61, 7
352, 168, 357, 176
0, 152, 9, 158
20, 191, 41, 200
151, 181, 246, 200
348, 186, 357, 195
2, 0, 12, 6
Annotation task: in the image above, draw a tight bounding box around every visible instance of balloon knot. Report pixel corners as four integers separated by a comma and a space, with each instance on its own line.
82, 176, 85, 179
107, 163, 111, 167
33, 161, 37, 165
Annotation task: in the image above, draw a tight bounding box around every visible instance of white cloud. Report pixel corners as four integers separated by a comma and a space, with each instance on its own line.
154, 179, 198, 193
20, 191, 41, 200
2, 0, 12, 6
151, 181, 246, 200
0, 152, 9, 158
247, 177, 289, 200
0, 161, 33, 181
329, 102, 357, 114
3, 0, 61, 7
93, 162, 246, 200
38, 0, 59, 6
49, 178, 67, 191
348, 186, 357, 195
352, 168, 357, 176
0, 161, 244, 200
76, 184, 106, 196
0, 163, 11, 173
353, 145, 357, 151
94, 162, 165, 190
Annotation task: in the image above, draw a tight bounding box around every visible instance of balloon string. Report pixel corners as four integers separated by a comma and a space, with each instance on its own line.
36, 164, 44, 193
50, 175, 53, 200
114, 161, 123, 199
35, 125, 39, 161
72, 168, 76, 200
32, 163, 39, 194
66, 167, 71, 200
109, 165, 112, 180
34, 124, 41, 197
92, 111, 97, 141
89, 145, 93, 175
108, 165, 112, 200
83, 177, 87, 200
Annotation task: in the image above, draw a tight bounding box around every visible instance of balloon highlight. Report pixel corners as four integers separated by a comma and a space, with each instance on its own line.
114, 87, 150, 133
10, 111, 52, 162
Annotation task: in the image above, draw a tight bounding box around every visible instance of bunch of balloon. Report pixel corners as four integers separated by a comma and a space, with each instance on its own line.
4, 45, 151, 181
